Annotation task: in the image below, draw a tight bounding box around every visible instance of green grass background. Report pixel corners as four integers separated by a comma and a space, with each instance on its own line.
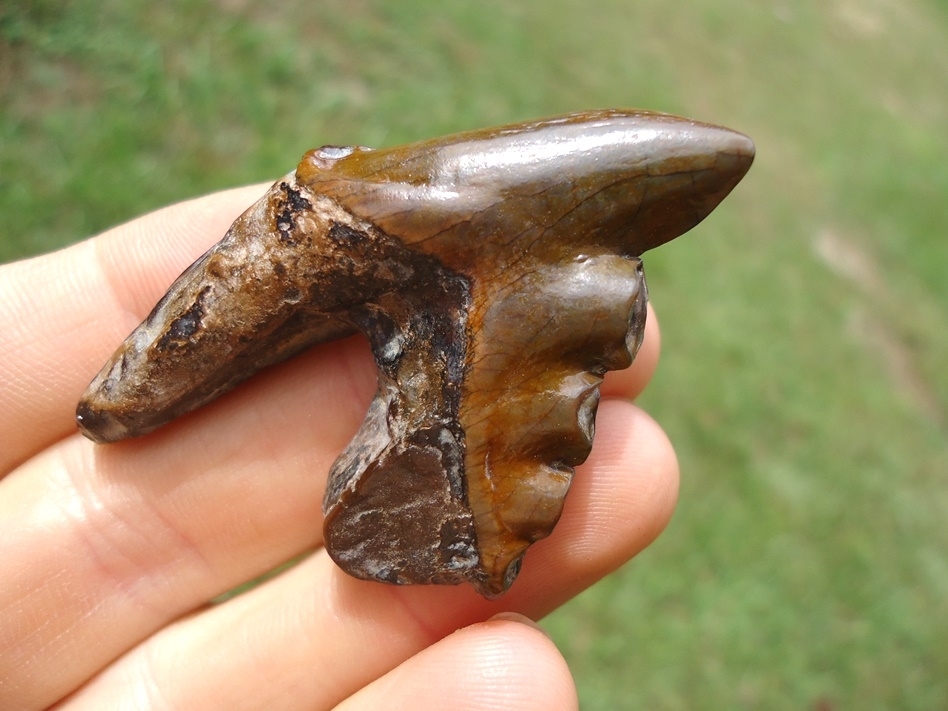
2, 0, 946, 708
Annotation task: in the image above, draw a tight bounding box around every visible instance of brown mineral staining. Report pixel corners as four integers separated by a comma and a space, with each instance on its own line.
77, 109, 754, 597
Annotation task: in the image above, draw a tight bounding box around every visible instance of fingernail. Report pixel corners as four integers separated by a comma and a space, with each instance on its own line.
488, 611, 551, 638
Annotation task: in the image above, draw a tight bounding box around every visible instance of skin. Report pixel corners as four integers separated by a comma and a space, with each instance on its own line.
0, 185, 678, 710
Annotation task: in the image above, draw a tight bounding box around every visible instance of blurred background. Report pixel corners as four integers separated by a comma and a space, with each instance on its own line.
2, 0, 945, 707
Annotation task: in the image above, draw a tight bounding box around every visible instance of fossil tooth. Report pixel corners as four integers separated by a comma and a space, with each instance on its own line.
77, 110, 754, 597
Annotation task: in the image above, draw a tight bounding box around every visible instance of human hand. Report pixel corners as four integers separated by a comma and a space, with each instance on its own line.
0, 185, 678, 710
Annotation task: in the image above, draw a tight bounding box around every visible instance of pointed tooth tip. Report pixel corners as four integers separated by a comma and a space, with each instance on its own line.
678, 116, 753, 154
697, 125, 755, 186
732, 133, 755, 167
716, 127, 756, 166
